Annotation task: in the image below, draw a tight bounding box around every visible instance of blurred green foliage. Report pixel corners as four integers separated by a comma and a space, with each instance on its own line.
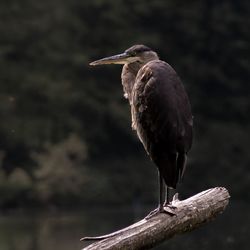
33, 133, 88, 205
0, 0, 249, 208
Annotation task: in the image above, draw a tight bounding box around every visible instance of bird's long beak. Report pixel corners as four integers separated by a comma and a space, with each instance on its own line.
90, 52, 134, 66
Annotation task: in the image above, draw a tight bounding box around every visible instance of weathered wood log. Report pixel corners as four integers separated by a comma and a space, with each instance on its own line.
81, 187, 230, 250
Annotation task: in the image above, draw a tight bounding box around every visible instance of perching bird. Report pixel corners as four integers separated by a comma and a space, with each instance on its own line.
90, 45, 193, 216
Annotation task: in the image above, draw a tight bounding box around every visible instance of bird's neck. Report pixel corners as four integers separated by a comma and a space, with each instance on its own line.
121, 62, 144, 104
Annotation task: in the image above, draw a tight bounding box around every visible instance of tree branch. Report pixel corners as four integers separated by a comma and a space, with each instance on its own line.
81, 187, 230, 250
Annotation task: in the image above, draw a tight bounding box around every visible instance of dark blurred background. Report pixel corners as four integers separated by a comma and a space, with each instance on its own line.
0, 0, 249, 249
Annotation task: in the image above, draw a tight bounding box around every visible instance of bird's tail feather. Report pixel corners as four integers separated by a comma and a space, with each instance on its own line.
156, 152, 187, 189
177, 153, 187, 181
156, 153, 178, 189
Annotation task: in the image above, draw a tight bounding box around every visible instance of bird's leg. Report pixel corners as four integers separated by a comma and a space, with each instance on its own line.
166, 186, 170, 204
163, 187, 177, 215
159, 172, 165, 211
145, 172, 164, 219
164, 186, 174, 205
145, 172, 170, 219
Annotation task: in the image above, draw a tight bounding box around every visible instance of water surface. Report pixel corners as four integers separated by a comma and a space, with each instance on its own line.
0, 201, 249, 250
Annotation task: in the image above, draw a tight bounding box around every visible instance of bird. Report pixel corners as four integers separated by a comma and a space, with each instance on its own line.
90, 44, 193, 217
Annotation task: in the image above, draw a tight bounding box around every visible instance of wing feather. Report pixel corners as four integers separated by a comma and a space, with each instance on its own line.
131, 60, 193, 187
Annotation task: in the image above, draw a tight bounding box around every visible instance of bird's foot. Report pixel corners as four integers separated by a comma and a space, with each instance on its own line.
162, 205, 177, 215
144, 207, 161, 220
163, 193, 180, 207
145, 193, 180, 220
145, 204, 176, 220
163, 202, 177, 209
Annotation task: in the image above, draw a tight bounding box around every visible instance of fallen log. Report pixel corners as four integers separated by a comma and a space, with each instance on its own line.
81, 187, 230, 250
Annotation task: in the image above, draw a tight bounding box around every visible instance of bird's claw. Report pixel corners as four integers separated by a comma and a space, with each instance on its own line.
145, 207, 161, 219
145, 204, 176, 220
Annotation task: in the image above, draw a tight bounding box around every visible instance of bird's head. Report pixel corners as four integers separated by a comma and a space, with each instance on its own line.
90, 45, 159, 66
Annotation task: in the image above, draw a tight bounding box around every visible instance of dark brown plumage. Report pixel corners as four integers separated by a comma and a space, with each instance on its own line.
132, 60, 193, 188
90, 44, 193, 214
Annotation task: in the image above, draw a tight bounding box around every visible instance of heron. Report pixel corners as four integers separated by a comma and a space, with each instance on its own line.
90, 45, 193, 216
